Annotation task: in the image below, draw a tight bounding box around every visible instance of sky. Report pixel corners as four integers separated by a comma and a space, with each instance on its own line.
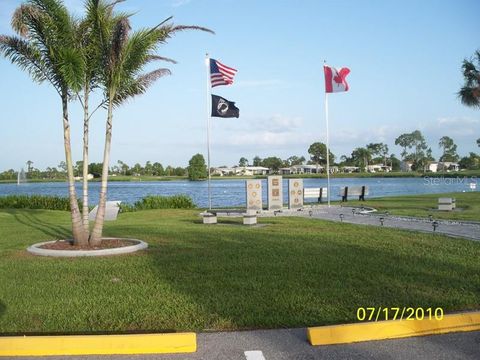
0, 0, 479, 171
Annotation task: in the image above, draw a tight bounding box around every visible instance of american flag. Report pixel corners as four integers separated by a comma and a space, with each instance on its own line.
210, 58, 237, 87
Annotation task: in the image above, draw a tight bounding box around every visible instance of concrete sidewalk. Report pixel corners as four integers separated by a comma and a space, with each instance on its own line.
263, 206, 480, 241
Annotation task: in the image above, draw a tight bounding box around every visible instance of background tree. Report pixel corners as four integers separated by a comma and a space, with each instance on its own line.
438, 136, 459, 162
152, 162, 164, 176
394, 133, 412, 160
187, 154, 207, 180
1, 0, 87, 244
252, 156, 262, 166
458, 50, 480, 109
284, 155, 305, 167
261, 156, 283, 172
477, 138, 480, 147
351, 147, 371, 171
308, 142, 335, 170
459, 152, 480, 170
26, 160, 33, 173
239, 157, 248, 167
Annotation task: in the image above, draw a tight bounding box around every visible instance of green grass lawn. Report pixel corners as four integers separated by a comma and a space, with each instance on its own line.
344, 192, 480, 221
0, 208, 479, 334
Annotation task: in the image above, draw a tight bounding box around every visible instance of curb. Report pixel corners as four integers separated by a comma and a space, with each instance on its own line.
26, 238, 148, 257
307, 311, 480, 346
0, 332, 196, 357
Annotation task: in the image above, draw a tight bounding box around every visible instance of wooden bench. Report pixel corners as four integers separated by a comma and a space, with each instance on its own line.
438, 197, 456, 211
339, 186, 368, 202
304, 187, 328, 203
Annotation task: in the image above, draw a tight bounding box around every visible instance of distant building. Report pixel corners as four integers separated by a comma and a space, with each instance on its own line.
367, 164, 392, 173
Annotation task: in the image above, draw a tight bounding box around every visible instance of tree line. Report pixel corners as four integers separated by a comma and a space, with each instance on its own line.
240, 133, 479, 172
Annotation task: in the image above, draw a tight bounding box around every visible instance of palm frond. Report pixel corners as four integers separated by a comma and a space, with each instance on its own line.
112, 68, 170, 107
458, 87, 480, 108
0, 34, 53, 85
146, 54, 177, 64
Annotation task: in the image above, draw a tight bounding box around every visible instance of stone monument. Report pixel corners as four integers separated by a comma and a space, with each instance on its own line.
246, 179, 263, 211
267, 175, 283, 210
288, 179, 304, 209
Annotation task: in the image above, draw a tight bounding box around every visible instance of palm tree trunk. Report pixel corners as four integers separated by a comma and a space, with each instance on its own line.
62, 94, 88, 246
82, 87, 90, 235
90, 101, 113, 246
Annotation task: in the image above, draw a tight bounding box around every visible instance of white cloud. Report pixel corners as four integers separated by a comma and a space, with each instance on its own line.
172, 0, 192, 7
433, 117, 480, 137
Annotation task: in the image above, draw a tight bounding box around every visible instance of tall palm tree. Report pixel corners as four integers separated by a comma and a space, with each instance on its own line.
458, 50, 480, 108
76, 0, 124, 234
0, 0, 87, 245
89, 10, 213, 245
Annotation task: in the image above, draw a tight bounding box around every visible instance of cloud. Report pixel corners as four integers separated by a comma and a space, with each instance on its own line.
172, 0, 192, 7
433, 117, 480, 137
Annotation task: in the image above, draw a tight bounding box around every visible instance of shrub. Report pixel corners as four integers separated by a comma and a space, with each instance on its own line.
119, 195, 196, 212
0, 195, 78, 211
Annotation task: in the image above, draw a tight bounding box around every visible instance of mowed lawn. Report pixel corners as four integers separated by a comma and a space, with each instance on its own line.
345, 192, 480, 221
0, 208, 479, 334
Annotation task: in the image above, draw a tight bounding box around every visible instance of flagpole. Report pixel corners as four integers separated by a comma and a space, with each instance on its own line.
205, 53, 212, 210
324, 61, 331, 207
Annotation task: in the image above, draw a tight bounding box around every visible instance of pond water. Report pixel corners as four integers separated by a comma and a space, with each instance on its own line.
0, 176, 477, 208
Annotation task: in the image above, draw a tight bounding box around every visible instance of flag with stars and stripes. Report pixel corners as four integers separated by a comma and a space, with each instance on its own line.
210, 58, 237, 87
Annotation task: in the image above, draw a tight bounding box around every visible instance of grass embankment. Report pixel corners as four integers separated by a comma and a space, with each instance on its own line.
346, 192, 480, 222
0, 208, 478, 334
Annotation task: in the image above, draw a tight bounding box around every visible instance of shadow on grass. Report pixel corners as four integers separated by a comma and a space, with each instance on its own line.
7, 210, 70, 240
0, 301, 5, 319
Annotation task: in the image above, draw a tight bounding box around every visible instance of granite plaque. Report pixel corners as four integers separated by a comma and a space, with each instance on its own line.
268, 175, 283, 210
288, 179, 304, 209
246, 180, 262, 211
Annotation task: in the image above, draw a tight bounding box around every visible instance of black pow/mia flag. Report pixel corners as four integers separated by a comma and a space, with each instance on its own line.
211, 95, 240, 118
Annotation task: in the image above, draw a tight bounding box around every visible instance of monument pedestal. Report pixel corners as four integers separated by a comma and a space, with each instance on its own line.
243, 214, 257, 225
202, 213, 217, 224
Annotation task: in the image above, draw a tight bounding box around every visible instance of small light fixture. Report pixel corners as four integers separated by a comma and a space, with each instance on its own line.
379, 217, 384, 226
339, 214, 344, 222
309, 210, 313, 217
432, 221, 438, 232
352, 208, 356, 216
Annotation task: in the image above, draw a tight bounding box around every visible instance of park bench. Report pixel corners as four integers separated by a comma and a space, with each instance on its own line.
304, 187, 328, 203
339, 186, 368, 202
201, 209, 258, 225
438, 197, 456, 211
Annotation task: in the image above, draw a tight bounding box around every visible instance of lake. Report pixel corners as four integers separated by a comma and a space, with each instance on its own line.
1, 176, 477, 208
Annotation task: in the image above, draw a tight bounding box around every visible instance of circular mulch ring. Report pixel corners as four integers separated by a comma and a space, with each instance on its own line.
27, 238, 148, 257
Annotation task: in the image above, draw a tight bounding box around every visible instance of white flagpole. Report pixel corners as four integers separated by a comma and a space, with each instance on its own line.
324, 61, 331, 207
205, 53, 212, 210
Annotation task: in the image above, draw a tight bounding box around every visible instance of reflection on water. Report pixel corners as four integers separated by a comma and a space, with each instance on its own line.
0, 176, 477, 208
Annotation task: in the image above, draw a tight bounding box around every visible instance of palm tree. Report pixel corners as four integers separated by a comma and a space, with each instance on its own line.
76, 0, 124, 234
1, 0, 87, 245
458, 50, 480, 108
89, 11, 213, 245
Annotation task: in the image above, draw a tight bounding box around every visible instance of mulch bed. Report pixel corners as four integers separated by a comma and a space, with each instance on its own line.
39, 239, 138, 251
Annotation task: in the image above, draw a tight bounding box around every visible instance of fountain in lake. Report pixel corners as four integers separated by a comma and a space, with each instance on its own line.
17, 168, 26, 185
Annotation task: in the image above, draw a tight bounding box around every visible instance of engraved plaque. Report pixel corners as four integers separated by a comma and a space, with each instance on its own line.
288, 179, 304, 209
268, 176, 283, 210
246, 180, 262, 211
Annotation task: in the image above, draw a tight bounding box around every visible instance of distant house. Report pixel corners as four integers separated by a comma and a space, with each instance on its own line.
438, 162, 460, 172
367, 164, 392, 173
400, 161, 413, 172
341, 166, 360, 173
425, 162, 439, 172
212, 166, 269, 176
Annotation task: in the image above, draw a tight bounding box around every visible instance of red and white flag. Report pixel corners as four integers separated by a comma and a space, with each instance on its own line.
324, 65, 350, 93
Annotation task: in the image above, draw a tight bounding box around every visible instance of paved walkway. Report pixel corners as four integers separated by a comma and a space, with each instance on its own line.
260, 206, 480, 241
